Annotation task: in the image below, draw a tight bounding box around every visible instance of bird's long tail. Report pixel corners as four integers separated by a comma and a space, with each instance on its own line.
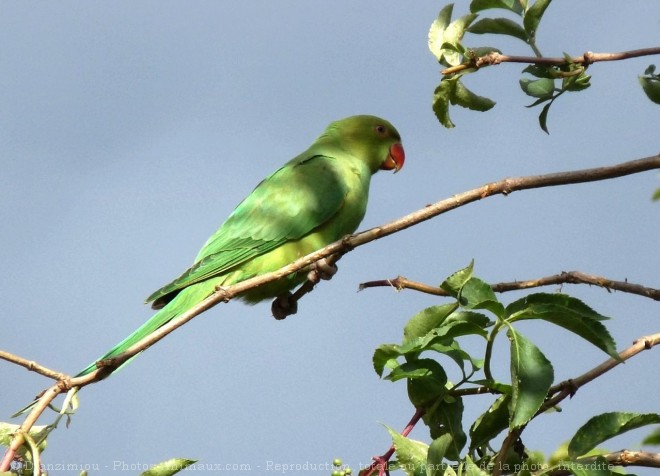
13, 282, 212, 416
78, 280, 214, 377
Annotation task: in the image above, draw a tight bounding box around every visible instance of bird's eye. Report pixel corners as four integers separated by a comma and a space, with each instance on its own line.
375, 125, 387, 135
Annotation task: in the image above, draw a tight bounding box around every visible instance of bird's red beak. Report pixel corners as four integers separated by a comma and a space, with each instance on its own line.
380, 142, 405, 173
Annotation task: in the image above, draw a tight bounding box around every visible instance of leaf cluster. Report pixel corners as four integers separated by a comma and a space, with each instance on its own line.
428, 1, 657, 132
369, 262, 659, 476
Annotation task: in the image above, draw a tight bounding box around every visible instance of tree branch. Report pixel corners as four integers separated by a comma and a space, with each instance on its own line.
0, 350, 68, 381
359, 271, 660, 301
442, 47, 660, 74
3, 154, 660, 472
543, 332, 660, 412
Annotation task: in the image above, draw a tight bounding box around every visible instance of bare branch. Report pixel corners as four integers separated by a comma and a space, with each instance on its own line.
543, 332, 660, 412
0, 350, 68, 381
442, 47, 660, 74
359, 271, 660, 301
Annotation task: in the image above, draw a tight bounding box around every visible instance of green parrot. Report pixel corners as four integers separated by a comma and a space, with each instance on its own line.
72, 114, 405, 378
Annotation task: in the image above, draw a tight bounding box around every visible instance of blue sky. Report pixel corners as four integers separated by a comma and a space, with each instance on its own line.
2, 2, 659, 475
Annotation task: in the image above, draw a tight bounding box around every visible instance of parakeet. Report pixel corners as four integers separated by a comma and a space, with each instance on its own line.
76, 114, 405, 377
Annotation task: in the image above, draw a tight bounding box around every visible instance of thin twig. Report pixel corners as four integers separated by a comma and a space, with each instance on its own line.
543, 333, 660, 412
2, 155, 660, 472
359, 271, 660, 301
0, 350, 69, 381
442, 47, 660, 74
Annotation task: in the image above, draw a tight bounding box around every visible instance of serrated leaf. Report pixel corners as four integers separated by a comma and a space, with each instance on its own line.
444, 13, 479, 65
429, 4, 455, 62
508, 328, 554, 428
405, 360, 449, 407
469, 394, 512, 451
642, 427, 660, 445
140, 459, 197, 476
523, 0, 552, 38
468, 17, 528, 42
427, 434, 453, 476
433, 80, 456, 128
385, 425, 429, 476
505, 293, 619, 360
452, 81, 496, 111
520, 78, 555, 98
639, 76, 660, 105
373, 343, 403, 377
441, 262, 475, 296
568, 412, 660, 459
404, 304, 460, 344
470, 0, 524, 15
459, 277, 504, 316
388, 359, 445, 382
429, 397, 467, 461
428, 340, 484, 378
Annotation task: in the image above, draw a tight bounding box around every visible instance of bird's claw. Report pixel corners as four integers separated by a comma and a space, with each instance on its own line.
308, 257, 338, 283
271, 292, 298, 320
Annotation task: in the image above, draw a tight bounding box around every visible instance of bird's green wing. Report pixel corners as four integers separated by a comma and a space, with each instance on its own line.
146, 153, 349, 306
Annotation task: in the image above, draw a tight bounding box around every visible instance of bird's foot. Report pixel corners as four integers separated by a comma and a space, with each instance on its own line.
308, 257, 338, 283
271, 292, 298, 320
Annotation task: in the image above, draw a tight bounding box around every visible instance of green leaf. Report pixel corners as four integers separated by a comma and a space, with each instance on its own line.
508, 328, 554, 428
652, 187, 660, 201
523, 0, 552, 38
468, 18, 528, 42
452, 81, 496, 112
639, 75, 660, 105
459, 277, 504, 317
428, 5, 477, 67
642, 426, 660, 445
402, 360, 448, 408
428, 340, 484, 378
433, 80, 456, 129
538, 102, 551, 134
388, 359, 446, 382
140, 459, 197, 476
427, 434, 453, 476
519, 78, 555, 98
568, 455, 613, 476
428, 397, 467, 461
568, 412, 660, 459
0, 422, 49, 457
429, 4, 455, 62
470, 0, 525, 15
443, 13, 479, 65
404, 303, 460, 344
441, 261, 475, 296
385, 425, 429, 476
523, 64, 558, 79
505, 293, 619, 360
463, 455, 491, 476
469, 394, 512, 451
373, 343, 403, 377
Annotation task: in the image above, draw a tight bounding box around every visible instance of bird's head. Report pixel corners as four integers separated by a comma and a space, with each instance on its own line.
324, 115, 405, 174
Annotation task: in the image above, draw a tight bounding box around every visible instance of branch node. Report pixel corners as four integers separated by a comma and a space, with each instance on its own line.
582, 51, 595, 65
